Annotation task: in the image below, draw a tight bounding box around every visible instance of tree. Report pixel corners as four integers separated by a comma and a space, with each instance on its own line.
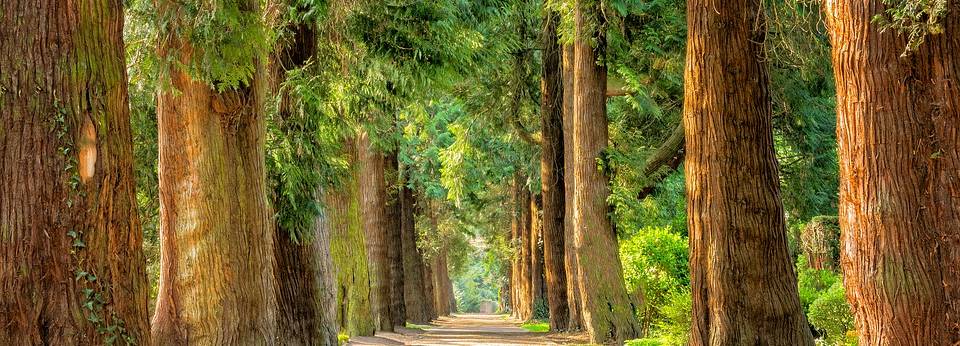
561, 43, 585, 332
824, 1, 960, 343
358, 131, 394, 331
400, 182, 434, 323
0, 1, 150, 343
539, 6, 570, 331
385, 153, 407, 327
268, 7, 338, 344
150, 1, 278, 343
570, 0, 640, 343
329, 138, 376, 336
683, 0, 813, 344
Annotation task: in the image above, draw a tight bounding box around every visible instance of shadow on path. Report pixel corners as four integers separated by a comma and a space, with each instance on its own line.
347, 313, 589, 346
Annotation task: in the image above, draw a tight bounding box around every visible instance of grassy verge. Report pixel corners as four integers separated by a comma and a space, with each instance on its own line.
520, 320, 549, 333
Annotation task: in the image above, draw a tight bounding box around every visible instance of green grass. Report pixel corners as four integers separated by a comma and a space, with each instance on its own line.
520, 320, 549, 333
337, 333, 349, 346
405, 322, 431, 330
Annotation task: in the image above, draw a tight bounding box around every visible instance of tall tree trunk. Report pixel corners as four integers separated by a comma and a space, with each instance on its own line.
825, 1, 960, 343
540, 8, 570, 331
561, 43, 585, 332
683, 1, 813, 344
512, 179, 534, 321
431, 246, 454, 316
571, 0, 640, 343
274, 202, 338, 345
329, 138, 375, 336
151, 2, 277, 343
385, 152, 406, 327
400, 182, 431, 323
530, 194, 546, 319
358, 132, 393, 332
422, 254, 438, 319
269, 14, 339, 345
0, 1, 150, 343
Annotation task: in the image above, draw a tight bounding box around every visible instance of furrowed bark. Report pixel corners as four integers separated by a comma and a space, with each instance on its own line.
825, 1, 960, 343
540, 8, 570, 329
561, 43, 584, 332
0, 0, 150, 343
684, 0, 813, 344
400, 182, 431, 323
358, 132, 393, 332
329, 138, 375, 336
385, 152, 406, 327
571, 0, 640, 343
151, 1, 278, 342
269, 13, 339, 345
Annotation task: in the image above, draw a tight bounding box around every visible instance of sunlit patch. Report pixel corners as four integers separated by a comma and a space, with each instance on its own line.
78, 117, 97, 183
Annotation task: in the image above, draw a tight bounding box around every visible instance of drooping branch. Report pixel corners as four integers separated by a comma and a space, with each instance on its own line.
637, 123, 684, 200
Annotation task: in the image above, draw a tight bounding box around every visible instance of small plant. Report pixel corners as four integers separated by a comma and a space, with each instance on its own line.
808, 281, 857, 346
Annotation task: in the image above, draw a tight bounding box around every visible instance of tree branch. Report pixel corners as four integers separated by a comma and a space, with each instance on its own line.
637, 123, 685, 200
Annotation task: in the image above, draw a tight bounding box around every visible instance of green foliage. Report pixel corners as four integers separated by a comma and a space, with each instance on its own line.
619, 226, 688, 335
626, 289, 690, 346
874, 0, 949, 54
796, 257, 841, 313
808, 282, 857, 345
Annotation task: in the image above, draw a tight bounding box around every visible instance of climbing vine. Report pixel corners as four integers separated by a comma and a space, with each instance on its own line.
54, 103, 133, 345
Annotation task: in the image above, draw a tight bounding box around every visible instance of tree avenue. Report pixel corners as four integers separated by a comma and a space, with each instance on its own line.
2, 0, 958, 345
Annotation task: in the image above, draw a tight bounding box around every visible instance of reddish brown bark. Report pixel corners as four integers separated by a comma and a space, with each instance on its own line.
511, 179, 534, 321
683, 1, 813, 344
561, 43, 584, 332
825, 1, 960, 343
358, 132, 394, 332
0, 1, 150, 343
571, 0, 640, 343
540, 8, 569, 329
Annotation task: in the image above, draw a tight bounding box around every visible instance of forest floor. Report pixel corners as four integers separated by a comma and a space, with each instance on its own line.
347, 313, 590, 345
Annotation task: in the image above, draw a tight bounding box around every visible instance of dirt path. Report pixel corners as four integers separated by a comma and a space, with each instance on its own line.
347, 313, 588, 346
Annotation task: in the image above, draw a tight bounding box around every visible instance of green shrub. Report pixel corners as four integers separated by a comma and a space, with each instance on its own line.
808, 281, 856, 346
796, 255, 840, 313
652, 289, 690, 346
532, 297, 549, 320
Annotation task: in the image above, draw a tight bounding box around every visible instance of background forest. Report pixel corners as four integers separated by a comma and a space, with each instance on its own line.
3, 0, 956, 345
121, 0, 846, 344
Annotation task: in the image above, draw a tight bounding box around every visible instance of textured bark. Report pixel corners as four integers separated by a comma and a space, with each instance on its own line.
422, 255, 438, 319
511, 179, 534, 321
400, 183, 432, 323
561, 43, 585, 332
274, 207, 338, 346
540, 8, 570, 331
825, 1, 960, 343
571, 1, 640, 343
799, 216, 840, 271
385, 152, 406, 327
151, 1, 277, 343
329, 138, 375, 336
683, 1, 813, 345
269, 14, 339, 345
432, 246, 454, 316
358, 132, 394, 332
0, 1, 150, 343
530, 194, 546, 318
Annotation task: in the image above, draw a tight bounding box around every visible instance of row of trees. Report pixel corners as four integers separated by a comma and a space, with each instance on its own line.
502, 0, 960, 344
1, 0, 958, 345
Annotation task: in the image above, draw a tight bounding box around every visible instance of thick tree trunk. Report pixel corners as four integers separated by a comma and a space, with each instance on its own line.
422, 255, 438, 319
561, 43, 585, 332
512, 179, 534, 321
431, 246, 454, 316
530, 194, 546, 318
329, 138, 375, 336
274, 205, 338, 345
385, 153, 406, 327
825, 1, 960, 343
269, 15, 339, 345
571, 1, 640, 343
400, 183, 432, 323
683, 1, 813, 345
0, 1, 150, 343
540, 8, 570, 331
151, 2, 277, 342
358, 132, 394, 332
